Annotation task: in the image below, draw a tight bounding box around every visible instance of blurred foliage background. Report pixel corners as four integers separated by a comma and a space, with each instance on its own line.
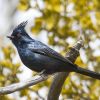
0, 0, 100, 100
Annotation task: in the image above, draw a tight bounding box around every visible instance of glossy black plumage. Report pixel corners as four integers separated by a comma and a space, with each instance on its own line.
7, 21, 100, 80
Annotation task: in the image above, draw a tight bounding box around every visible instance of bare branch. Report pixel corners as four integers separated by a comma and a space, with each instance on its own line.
47, 39, 84, 100
0, 74, 48, 95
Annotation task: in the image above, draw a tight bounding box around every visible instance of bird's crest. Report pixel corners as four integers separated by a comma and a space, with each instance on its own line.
15, 21, 28, 30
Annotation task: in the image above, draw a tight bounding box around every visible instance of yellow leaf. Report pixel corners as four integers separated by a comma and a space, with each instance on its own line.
31, 17, 43, 34
0, 59, 13, 69
45, 16, 55, 30
45, 0, 61, 12
75, 56, 87, 68
17, 0, 30, 10
17, 3, 29, 10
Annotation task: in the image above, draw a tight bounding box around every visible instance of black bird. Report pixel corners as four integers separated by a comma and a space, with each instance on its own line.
7, 21, 100, 80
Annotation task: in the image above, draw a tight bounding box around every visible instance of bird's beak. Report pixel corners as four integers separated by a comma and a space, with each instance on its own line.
7, 36, 14, 40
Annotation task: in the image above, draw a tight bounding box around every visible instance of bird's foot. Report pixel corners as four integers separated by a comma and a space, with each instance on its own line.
39, 70, 47, 76
38, 70, 49, 79
33, 70, 47, 77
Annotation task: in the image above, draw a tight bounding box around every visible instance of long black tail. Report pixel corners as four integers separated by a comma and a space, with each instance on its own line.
74, 65, 100, 80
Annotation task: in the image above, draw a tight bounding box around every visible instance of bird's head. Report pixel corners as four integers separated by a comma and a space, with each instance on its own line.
7, 21, 32, 46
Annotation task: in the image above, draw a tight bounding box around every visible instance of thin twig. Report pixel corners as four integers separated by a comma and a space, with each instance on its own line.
0, 74, 48, 95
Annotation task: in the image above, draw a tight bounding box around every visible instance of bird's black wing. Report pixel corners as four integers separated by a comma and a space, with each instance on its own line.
28, 41, 100, 80
29, 41, 73, 65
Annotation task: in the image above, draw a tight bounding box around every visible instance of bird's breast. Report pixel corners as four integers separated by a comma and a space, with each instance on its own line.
18, 49, 35, 64
18, 49, 46, 72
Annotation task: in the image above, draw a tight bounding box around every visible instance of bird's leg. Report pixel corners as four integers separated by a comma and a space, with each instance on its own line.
33, 70, 47, 76
38, 70, 49, 79
39, 69, 47, 76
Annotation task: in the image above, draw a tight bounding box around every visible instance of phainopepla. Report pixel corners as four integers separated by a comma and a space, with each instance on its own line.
7, 21, 100, 80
